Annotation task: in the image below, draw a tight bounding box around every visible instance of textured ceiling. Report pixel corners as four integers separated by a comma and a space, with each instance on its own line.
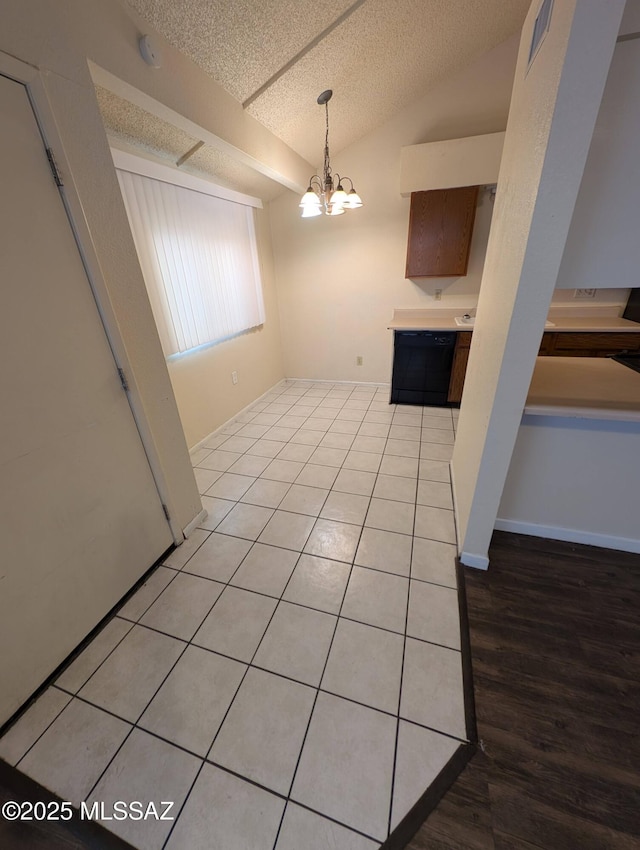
123, 0, 531, 164
124, 0, 356, 104
95, 86, 285, 200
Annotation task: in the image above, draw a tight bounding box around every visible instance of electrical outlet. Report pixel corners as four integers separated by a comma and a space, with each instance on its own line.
231, 370, 238, 385
356, 356, 363, 366
574, 288, 597, 299
434, 289, 442, 301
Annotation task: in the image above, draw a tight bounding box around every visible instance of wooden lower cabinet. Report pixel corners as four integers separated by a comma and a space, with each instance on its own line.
447, 332, 472, 403
446, 330, 640, 402
542, 331, 640, 357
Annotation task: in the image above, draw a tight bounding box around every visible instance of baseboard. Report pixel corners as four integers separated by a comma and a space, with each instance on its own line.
188, 378, 287, 453
494, 517, 640, 554
189, 378, 390, 453
285, 377, 390, 388
183, 508, 208, 538
449, 460, 461, 551
459, 551, 489, 570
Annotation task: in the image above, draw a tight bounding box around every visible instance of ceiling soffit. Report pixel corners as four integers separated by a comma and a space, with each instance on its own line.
95, 86, 285, 201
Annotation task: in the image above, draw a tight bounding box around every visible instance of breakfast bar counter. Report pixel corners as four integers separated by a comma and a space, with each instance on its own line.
388, 308, 640, 333
496, 356, 640, 553
525, 356, 640, 421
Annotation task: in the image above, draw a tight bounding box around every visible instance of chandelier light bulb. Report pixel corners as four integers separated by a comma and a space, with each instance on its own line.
300, 187, 321, 208
329, 184, 348, 207
346, 189, 363, 209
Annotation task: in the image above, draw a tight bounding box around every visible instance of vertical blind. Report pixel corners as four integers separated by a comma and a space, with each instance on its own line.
116, 169, 265, 357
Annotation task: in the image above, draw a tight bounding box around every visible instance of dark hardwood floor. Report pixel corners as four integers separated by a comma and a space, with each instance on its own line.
410, 531, 640, 850
2, 531, 638, 849
0, 760, 134, 849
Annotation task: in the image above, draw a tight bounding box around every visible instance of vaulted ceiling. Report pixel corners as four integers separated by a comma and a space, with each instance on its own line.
98, 0, 531, 197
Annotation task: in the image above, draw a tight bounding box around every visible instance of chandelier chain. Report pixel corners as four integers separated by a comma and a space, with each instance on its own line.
323, 101, 332, 188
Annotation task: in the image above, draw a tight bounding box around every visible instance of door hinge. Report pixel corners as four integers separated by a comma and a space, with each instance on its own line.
162, 504, 171, 522
45, 148, 63, 187
117, 367, 129, 392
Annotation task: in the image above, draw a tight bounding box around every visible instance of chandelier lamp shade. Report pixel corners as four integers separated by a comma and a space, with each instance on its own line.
299, 90, 363, 218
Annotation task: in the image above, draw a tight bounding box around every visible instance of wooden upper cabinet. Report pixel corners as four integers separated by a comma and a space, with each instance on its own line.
406, 186, 479, 278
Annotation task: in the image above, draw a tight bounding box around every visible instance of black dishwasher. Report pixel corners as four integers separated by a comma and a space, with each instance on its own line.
391, 331, 456, 406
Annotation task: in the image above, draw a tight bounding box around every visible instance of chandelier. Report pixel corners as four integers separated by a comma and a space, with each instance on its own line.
299, 90, 363, 218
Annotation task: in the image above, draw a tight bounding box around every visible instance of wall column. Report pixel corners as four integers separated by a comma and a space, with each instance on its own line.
452, 0, 626, 569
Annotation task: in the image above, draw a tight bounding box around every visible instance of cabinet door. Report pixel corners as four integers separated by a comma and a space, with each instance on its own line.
548, 332, 640, 356
447, 333, 472, 403
538, 332, 555, 355
406, 186, 479, 278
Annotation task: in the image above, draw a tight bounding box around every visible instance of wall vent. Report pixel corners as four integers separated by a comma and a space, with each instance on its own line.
528, 0, 554, 69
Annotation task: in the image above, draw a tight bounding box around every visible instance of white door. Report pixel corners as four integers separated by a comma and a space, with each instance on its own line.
0, 73, 174, 724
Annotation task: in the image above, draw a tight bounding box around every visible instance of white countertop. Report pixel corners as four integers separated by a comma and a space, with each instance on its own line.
525, 357, 640, 421
388, 308, 640, 333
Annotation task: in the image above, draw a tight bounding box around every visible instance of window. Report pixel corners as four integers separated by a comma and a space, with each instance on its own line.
115, 153, 265, 358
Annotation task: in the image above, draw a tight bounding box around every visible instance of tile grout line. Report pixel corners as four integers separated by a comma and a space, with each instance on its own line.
159, 515, 306, 848
79, 525, 275, 827
201, 385, 458, 840
384, 411, 422, 841
269, 386, 383, 850
11, 553, 194, 771
383, 404, 455, 844
156, 403, 361, 846
165, 393, 374, 848
115, 608, 462, 676
81, 637, 192, 817
270, 529, 368, 849
7, 382, 460, 849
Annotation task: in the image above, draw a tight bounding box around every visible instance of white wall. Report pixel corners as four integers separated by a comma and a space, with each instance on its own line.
269, 36, 520, 383
399, 132, 505, 194
0, 0, 207, 531
555, 35, 640, 290
497, 414, 640, 553
451, 0, 626, 569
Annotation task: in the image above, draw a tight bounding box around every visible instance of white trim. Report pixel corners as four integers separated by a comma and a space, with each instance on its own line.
189, 379, 287, 453
459, 551, 490, 570
494, 518, 640, 554
183, 509, 208, 539
111, 147, 263, 209
0, 51, 38, 83
449, 460, 462, 553
188, 378, 394, 455
0, 53, 182, 544
523, 404, 640, 423
285, 377, 391, 388
90, 62, 307, 194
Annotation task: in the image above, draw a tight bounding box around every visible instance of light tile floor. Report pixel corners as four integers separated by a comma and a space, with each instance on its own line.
0, 380, 467, 849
